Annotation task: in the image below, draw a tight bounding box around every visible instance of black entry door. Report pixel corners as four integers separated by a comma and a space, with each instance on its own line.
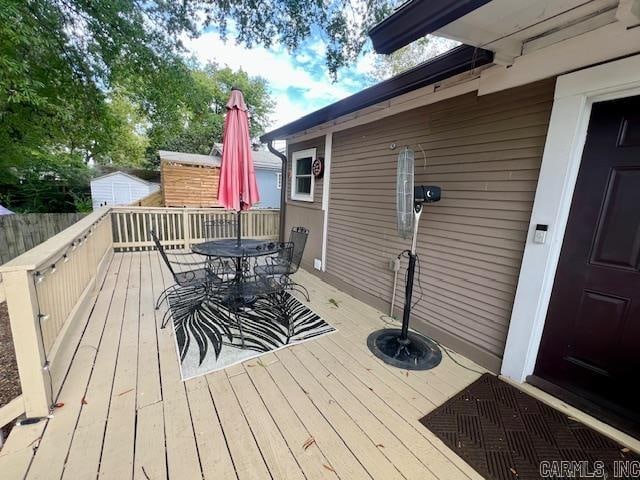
534, 95, 640, 436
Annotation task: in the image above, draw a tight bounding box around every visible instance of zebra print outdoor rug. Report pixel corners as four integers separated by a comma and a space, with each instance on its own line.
166, 287, 336, 380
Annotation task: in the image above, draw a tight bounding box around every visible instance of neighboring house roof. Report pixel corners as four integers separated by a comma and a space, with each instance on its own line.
252, 149, 282, 170
0, 204, 14, 215
260, 45, 493, 141
93, 166, 161, 184
91, 170, 159, 186
368, 0, 491, 54
158, 150, 221, 167
160, 148, 281, 170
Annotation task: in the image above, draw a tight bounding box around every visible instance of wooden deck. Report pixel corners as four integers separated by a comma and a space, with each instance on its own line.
0, 251, 487, 480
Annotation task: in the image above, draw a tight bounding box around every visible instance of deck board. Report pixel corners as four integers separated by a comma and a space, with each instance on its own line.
152, 251, 202, 480
3, 251, 486, 480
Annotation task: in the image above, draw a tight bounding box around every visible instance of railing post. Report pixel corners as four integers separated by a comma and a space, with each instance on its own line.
246, 211, 254, 238
3, 269, 51, 418
183, 209, 191, 249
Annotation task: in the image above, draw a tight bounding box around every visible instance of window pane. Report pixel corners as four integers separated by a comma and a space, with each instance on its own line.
296, 157, 312, 175
296, 176, 312, 195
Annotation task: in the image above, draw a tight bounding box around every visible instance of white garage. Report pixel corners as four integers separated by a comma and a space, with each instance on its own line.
90, 171, 160, 208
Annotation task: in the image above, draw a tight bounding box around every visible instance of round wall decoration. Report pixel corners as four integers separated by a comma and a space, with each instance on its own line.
312, 157, 324, 178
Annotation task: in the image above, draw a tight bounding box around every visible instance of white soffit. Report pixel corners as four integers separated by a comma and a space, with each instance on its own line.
434, 0, 620, 63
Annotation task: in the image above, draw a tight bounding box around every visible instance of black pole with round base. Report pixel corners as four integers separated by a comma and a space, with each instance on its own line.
367, 329, 442, 370
367, 199, 443, 371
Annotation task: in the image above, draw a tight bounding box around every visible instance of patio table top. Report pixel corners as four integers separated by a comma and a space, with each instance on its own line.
192, 238, 281, 258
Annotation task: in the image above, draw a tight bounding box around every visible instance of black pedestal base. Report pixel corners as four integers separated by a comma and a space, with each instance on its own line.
367, 329, 442, 370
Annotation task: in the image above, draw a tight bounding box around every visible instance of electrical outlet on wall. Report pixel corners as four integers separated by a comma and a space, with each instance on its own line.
314, 259, 322, 270
389, 257, 401, 272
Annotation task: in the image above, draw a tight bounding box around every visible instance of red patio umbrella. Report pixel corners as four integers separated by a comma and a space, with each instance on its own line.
217, 87, 260, 246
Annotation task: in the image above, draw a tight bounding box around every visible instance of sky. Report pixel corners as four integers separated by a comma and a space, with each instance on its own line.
185, 30, 377, 132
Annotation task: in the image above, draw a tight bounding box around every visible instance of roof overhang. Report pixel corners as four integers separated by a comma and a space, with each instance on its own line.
369, 0, 491, 54
404, 0, 626, 65
91, 170, 157, 186
369, 1, 635, 66
260, 45, 493, 142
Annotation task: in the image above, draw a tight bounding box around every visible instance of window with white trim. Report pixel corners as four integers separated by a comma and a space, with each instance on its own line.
276, 172, 282, 189
291, 148, 315, 202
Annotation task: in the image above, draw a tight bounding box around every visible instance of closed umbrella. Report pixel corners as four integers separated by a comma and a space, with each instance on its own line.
217, 88, 260, 246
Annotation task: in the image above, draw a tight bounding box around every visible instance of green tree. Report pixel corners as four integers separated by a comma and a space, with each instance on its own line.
145, 64, 275, 165
368, 36, 459, 81
194, 1, 395, 78
0, 154, 91, 213
99, 92, 150, 167
1, 0, 395, 211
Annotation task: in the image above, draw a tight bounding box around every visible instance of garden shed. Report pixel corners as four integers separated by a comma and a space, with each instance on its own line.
90, 171, 160, 209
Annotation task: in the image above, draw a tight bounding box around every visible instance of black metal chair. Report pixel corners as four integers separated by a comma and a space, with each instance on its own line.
215, 241, 288, 346
151, 230, 223, 327
254, 227, 310, 301
202, 218, 236, 275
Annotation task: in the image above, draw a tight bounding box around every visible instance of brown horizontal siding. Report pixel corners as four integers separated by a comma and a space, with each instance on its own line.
325, 78, 555, 367
284, 136, 326, 266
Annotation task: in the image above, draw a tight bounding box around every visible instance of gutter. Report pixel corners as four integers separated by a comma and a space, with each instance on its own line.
369, 0, 491, 54
260, 45, 493, 142
267, 141, 288, 242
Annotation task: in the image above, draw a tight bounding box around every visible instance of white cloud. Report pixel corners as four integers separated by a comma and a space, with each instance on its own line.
184, 32, 360, 131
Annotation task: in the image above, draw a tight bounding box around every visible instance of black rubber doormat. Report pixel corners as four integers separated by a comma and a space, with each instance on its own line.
420, 374, 639, 480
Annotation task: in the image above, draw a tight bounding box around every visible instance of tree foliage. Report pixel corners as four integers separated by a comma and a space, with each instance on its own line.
1, 0, 398, 212
144, 64, 275, 165
368, 36, 460, 81
193, 0, 394, 78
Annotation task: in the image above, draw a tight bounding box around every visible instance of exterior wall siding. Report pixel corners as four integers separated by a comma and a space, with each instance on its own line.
285, 136, 325, 269
324, 79, 555, 370
254, 169, 281, 209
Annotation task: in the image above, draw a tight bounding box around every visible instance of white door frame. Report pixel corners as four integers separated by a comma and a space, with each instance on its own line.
501, 53, 640, 383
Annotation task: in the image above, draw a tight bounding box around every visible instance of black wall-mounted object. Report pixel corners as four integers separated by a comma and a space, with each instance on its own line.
312, 157, 324, 179
415, 185, 442, 204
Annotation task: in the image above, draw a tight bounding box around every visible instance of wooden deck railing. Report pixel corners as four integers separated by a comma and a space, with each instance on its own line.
111, 207, 280, 250
0, 208, 113, 422
0, 206, 279, 431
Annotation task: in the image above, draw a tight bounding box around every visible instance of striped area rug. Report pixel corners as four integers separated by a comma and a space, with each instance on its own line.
167, 288, 335, 380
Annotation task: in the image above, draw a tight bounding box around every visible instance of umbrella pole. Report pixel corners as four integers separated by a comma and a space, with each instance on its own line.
236, 209, 241, 247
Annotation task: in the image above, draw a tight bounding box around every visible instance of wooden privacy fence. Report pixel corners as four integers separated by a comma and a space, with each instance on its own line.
0, 212, 87, 265
131, 189, 163, 207
0, 208, 113, 425
111, 207, 280, 250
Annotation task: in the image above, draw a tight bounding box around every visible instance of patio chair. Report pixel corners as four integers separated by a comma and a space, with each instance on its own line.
202, 218, 236, 273
254, 226, 310, 301
151, 230, 222, 320
218, 241, 288, 347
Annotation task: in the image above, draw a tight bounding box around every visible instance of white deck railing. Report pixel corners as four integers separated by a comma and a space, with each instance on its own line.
111, 207, 280, 250
0, 208, 113, 422
0, 206, 279, 431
